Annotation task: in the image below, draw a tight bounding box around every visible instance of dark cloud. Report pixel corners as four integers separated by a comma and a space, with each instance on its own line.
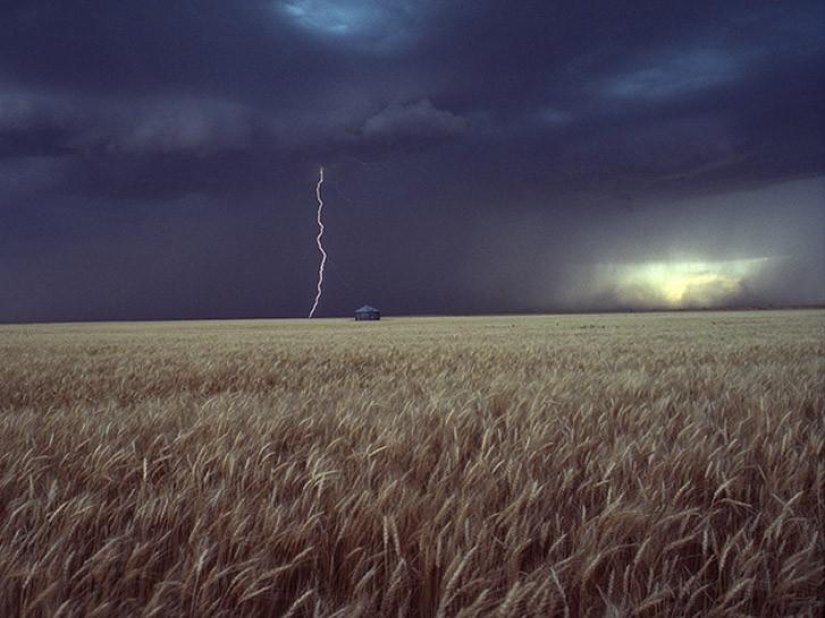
0, 0, 823, 321
0, 86, 270, 158
353, 99, 468, 150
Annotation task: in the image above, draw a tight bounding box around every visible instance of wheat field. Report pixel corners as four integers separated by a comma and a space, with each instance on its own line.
0, 310, 823, 617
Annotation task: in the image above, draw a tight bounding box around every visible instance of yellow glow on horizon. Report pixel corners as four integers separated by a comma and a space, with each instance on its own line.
602, 257, 772, 308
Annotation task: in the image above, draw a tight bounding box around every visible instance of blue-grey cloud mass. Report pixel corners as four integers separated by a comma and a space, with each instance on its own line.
0, 0, 823, 321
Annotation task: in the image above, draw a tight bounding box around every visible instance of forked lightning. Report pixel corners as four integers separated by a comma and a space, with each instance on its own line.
308, 166, 327, 318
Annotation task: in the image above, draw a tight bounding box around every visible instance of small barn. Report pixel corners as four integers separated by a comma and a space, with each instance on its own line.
355, 305, 380, 321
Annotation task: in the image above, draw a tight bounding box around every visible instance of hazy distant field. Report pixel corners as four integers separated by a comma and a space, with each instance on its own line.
1, 310, 823, 617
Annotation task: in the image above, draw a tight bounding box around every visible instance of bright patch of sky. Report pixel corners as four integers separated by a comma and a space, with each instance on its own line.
277, 0, 422, 50
597, 257, 775, 308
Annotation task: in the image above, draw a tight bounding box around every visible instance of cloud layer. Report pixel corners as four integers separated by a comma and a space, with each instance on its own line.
0, 0, 823, 320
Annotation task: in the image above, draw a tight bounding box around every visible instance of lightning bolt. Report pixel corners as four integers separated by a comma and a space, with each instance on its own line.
308, 166, 327, 318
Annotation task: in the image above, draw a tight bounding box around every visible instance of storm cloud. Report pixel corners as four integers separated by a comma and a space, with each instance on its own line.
0, 1, 823, 321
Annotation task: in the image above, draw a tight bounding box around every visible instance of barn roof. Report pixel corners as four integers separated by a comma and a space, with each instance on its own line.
355, 305, 379, 313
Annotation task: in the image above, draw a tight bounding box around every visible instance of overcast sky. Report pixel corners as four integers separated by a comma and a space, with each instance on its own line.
1, 0, 823, 322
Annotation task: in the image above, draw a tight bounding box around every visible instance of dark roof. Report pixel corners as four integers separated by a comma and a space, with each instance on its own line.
355, 305, 379, 313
